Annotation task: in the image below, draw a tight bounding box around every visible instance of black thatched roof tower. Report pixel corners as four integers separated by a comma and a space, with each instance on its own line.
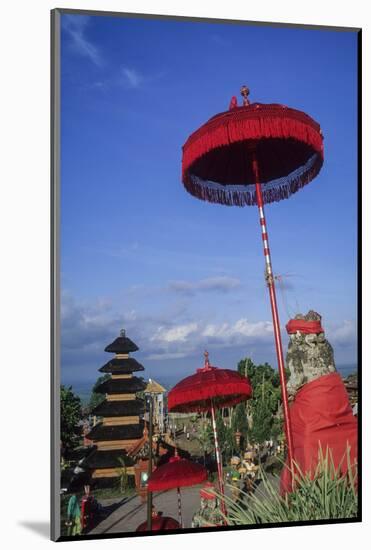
84, 329, 146, 487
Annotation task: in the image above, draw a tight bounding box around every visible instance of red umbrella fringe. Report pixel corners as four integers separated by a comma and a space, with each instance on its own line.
182, 106, 323, 176
183, 153, 323, 207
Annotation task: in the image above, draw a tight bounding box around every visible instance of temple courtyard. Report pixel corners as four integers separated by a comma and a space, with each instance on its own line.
90, 485, 203, 534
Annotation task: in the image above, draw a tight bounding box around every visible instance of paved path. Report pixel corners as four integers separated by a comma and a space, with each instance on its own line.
90, 485, 203, 535
89, 465, 280, 535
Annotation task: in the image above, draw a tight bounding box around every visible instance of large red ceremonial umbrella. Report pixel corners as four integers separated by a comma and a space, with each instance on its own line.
168, 351, 252, 516
147, 452, 207, 527
181, 88, 324, 472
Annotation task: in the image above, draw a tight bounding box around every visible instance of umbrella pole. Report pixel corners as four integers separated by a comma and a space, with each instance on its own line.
252, 156, 295, 476
210, 400, 227, 518
147, 393, 153, 530
177, 487, 183, 527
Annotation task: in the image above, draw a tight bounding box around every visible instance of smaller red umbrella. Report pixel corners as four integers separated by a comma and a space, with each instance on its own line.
168, 352, 252, 412
148, 452, 207, 527
136, 514, 180, 532
168, 352, 252, 516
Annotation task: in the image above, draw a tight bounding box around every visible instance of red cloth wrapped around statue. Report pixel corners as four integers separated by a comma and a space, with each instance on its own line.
280, 372, 357, 494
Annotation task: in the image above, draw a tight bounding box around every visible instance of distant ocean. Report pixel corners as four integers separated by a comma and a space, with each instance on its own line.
336, 364, 358, 378
66, 364, 357, 403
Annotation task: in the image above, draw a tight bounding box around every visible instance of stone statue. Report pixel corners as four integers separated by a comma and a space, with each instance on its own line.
286, 310, 336, 398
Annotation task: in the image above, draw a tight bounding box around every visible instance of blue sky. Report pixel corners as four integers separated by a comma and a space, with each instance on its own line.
60, 13, 358, 388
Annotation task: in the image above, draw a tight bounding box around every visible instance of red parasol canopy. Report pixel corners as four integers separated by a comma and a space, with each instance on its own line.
148, 455, 207, 491
136, 515, 180, 531
167, 352, 252, 413
182, 103, 324, 207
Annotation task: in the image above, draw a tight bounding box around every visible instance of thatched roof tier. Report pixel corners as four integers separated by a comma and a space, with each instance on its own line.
83, 448, 135, 469
145, 379, 166, 393
91, 476, 129, 489
95, 377, 146, 395
92, 399, 144, 417
88, 421, 144, 441
104, 333, 139, 354
99, 357, 145, 374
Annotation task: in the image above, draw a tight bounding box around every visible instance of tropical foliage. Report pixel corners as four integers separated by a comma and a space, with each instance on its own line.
195, 416, 214, 462
116, 457, 129, 493
217, 448, 358, 524
237, 358, 289, 443
215, 410, 238, 460
231, 402, 249, 443
60, 385, 82, 454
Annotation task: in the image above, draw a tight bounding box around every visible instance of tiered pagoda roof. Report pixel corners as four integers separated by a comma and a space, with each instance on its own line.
104, 334, 139, 353
88, 421, 145, 441
84, 330, 147, 487
92, 400, 144, 417
84, 448, 135, 469
99, 357, 145, 374
94, 377, 146, 394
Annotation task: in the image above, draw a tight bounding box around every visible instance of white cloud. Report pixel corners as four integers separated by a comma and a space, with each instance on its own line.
169, 276, 241, 295
203, 319, 273, 341
62, 15, 102, 66
61, 291, 275, 370
328, 320, 357, 346
60, 292, 356, 378
151, 323, 198, 344
121, 66, 143, 88
143, 318, 274, 364
148, 318, 273, 360
146, 352, 189, 361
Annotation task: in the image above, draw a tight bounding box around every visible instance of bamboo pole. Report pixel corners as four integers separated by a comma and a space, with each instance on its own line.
210, 400, 227, 518
252, 155, 294, 473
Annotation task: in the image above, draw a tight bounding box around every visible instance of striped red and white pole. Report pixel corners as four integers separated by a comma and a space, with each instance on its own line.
252, 155, 294, 475
177, 487, 183, 527
210, 400, 227, 518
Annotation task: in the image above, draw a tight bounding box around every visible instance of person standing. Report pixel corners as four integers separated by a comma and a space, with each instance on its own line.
66, 494, 81, 536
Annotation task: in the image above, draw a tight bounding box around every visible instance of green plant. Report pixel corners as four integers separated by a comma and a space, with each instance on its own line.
231, 403, 249, 442
195, 418, 214, 464
116, 457, 129, 494
60, 385, 82, 454
212, 447, 358, 524
237, 358, 286, 443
